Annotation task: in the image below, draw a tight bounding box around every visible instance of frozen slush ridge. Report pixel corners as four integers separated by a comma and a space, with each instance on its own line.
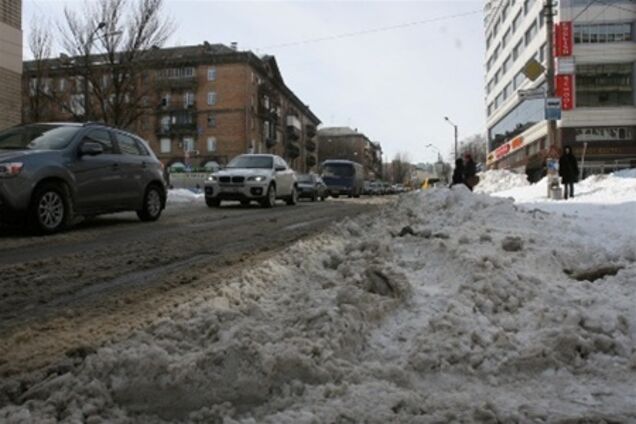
2, 184, 635, 422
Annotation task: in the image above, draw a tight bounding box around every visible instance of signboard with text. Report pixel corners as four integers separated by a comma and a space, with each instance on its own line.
554, 22, 573, 57
545, 97, 562, 121
556, 74, 575, 110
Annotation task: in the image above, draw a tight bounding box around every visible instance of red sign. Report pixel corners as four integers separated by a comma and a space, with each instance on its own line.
495, 143, 511, 159
554, 22, 573, 57
511, 137, 524, 150
556, 74, 574, 110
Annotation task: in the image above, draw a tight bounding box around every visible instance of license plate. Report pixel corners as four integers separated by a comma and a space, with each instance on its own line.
223, 186, 240, 193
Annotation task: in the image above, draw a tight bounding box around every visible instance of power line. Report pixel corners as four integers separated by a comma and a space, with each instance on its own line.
258, 9, 482, 50
596, 0, 636, 14
573, 0, 599, 21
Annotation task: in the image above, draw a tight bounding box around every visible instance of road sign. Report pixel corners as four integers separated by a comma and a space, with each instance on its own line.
545, 97, 562, 120
518, 87, 546, 100
522, 58, 545, 81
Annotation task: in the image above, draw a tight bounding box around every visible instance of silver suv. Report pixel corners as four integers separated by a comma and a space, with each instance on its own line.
0, 123, 166, 233
204, 154, 297, 208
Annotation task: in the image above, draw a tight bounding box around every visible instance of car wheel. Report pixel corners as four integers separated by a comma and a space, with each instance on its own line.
332, 194, 339, 198
206, 198, 221, 208
286, 186, 298, 206
311, 191, 317, 202
137, 185, 164, 222
30, 182, 72, 234
261, 184, 276, 208
321, 193, 326, 201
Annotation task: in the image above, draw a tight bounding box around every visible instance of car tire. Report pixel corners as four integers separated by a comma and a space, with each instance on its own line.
321, 194, 326, 201
137, 184, 164, 222
206, 198, 221, 208
286, 186, 298, 206
261, 184, 276, 208
332, 194, 339, 198
311, 191, 317, 202
30, 182, 72, 234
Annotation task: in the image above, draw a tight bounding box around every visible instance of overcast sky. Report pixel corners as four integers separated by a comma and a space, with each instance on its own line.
23, 0, 486, 164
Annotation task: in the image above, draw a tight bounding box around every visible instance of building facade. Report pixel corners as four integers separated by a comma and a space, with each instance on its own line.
0, 0, 22, 130
484, 0, 636, 180
316, 127, 382, 179
22, 43, 321, 173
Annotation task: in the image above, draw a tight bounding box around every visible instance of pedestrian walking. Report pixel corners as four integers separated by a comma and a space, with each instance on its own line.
463, 153, 479, 191
450, 158, 465, 187
559, 145, 579, 199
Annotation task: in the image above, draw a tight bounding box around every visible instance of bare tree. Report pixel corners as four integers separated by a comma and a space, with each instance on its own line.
25, 14, 56, 122
459, 133, 488, 164
390, 152, 412, 184
57, 0, 174, 127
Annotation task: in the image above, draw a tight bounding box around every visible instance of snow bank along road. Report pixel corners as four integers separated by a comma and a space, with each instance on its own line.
0, 197, 383, 377
2, 182, 635, 423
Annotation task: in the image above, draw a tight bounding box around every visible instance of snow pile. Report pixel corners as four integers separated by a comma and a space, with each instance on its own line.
2, 187, 636, 423
475, 169, 529, 194
167, 189, 204, 204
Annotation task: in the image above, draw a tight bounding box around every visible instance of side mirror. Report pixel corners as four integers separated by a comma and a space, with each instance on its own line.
79, 141, 104, 156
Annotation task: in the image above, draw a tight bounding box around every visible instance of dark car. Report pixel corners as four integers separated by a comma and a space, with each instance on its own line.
297, 173, 327, 201
0, 123, 166, 234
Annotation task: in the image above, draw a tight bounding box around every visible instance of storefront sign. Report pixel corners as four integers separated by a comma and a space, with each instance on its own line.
511, 137, 524, 150
556, 74, 574, 110
495, 143, 511, 159
554, 22, 573, 57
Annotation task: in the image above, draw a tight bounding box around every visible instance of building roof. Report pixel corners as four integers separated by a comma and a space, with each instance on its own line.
317, 127, 367, 138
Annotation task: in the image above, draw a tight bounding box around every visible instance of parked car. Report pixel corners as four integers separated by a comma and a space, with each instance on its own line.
297, 173, 327, 201
204, 154, 297, 208
363, 180, 373, 195
369, 181, 383, 195
320, 159, 364, 198
0, 122, 166, 234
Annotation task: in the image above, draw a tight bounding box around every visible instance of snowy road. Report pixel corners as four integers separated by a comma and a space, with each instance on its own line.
0, 197, 386, 375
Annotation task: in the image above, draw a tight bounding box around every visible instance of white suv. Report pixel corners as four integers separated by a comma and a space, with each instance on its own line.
204, 154, 298, 208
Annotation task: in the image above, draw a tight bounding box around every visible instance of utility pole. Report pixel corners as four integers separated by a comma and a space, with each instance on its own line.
544, 0, 557, 151
444, 116, 458, 160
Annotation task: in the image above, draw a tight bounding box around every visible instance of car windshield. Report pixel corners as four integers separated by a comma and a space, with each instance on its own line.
0, 125, 81, 151
297, 174, 314, 183
322, 163, 354, 177
227, 156, 273, 169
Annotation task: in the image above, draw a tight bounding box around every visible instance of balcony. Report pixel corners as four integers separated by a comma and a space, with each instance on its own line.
286, 115, 301, 140
156, 76, 198, 90
305, 153, 317, 167
305, 138, 316, 152
286, 142, 300, 159
157, 100, 197, 112
305, 124, 317, 139
156, 122, 197, 136
265, 137, 277, 148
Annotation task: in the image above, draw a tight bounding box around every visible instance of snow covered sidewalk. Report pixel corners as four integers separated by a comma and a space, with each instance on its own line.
1, 185, 635, 422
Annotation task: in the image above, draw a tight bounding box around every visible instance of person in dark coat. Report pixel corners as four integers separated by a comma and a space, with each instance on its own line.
450, 158, 465, 187
463, 153, 478, 191
559, 145, 579, 199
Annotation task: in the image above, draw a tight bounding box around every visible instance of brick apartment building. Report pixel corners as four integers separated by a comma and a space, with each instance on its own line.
22, 43, 321, 173
317, 127, 382, 179
0, 0, 22, 130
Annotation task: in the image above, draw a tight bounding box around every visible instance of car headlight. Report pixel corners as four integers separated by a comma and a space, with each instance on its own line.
0, 162, 24, 177
207, 175, 218, 182
247, 175, 267, 182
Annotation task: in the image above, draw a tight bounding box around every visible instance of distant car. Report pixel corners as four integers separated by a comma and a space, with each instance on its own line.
204, 154, 297, 208
320, 159, 364, 198
297, 173, 327, 201
369, 181, 382, 195
0, 122, 167, 234
363, 181, 373, 195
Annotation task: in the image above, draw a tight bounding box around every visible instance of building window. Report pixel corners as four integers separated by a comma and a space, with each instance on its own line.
488, 93, 545, 151
157, 67, 195, 79
504, 81, 513, 99
184, 91, 195, 108
502, 28, 511, 48
161, 93, 171, 108
573, 23, 633, 44
160, 115, 171, 131
207, 91, 217, 105
183, 137, 195, 152
514, 71, 526, 89
524, 0, 532, 15
70, 94, 85, 115
576, 63, 634, 107
207, 66, 217, 81
512, 10, 521, 32
512, 38, 523, 60
207, 113, 216, 128
207, 137, 217, 152
503, 55, 512, 74
160, 138, 171, 153
59, 78, 66, 92
525, 21, 538, 45
539, 42, 547, 63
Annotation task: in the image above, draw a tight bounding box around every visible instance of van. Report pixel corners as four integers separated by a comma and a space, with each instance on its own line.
320, 160, 364, 198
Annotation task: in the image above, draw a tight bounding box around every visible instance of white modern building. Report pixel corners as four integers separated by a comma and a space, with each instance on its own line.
0, 0, 22, 130
484, 0, 636, 180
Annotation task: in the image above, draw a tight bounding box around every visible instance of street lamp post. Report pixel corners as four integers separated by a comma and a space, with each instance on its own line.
424, 143, 442, 163
443, 116, 458, 160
